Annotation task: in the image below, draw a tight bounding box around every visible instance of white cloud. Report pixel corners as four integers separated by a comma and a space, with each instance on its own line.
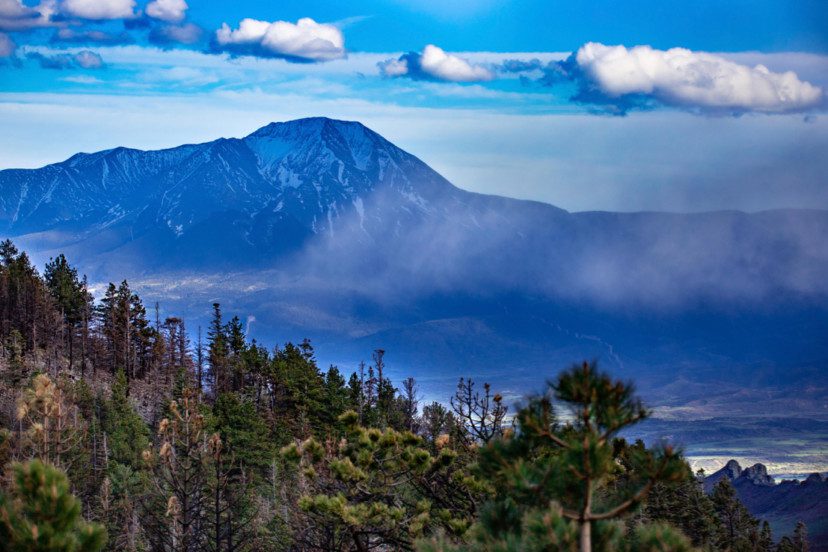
214, 17, 345, 62
377, 57, 408, 77
573, 42, 824, 113
0, 31, 14, 56
146, 0, 186, 23
379, 45, 494, 82
61, 0, 135, 20
0, 0, 58, 30
73, 49, 103, 68
420, 45, 494, 82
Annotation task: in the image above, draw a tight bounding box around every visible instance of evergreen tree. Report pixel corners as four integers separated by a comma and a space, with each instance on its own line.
632, 455, 720, 548
440, 362, 687, 552
323, 366, 350, 432
0, 459, 106, 552
103, 369, 150, 470
225, 315, 246, 392
711, 478, 759, 550
44, 254, 91, 373
792, 521, 809, 552
16, 373, 87, 476
208, 303, 228, 396
287, 410, 476, 551
142, 388, 209, 552
758, 521, 774, 552
212, 392, 273, 476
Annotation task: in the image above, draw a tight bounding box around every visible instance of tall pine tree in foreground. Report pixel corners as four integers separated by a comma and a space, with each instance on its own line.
421, 362, 689, 552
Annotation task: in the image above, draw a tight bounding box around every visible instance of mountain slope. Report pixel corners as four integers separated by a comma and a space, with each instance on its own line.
2, 117, 827, 412
705, 460, 828, 550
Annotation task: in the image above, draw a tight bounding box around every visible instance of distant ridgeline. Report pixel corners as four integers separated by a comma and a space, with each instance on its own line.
705, 459, 827, 549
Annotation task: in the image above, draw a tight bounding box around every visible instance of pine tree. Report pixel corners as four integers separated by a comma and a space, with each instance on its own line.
633, 455, 720, 548
44, 254, 91, 373
323, 366, 349, 432
0, 459, 106, 551
212, 392, 273, 476
224, 315, 247, 392
758, 520, 774, 552
711, 478, 759, 550
287, 410, 476, 551
208, 303, 228, 396
16, 373, 87, 476
103, 369, 150, 470
142, 388, 209, 552
792, 521, 809, 552
437, 362, 687, 552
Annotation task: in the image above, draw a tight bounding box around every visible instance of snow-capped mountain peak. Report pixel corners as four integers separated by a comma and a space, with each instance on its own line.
0, 118, 457, 266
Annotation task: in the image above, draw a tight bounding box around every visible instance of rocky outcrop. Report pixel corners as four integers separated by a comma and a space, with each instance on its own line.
741, 463, 775, 486
705, 459, 828, 551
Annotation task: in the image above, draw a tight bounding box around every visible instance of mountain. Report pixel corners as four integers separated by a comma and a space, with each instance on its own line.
2, 117, 828, 413
0, 117, 474, 269
705, 459, 828, 549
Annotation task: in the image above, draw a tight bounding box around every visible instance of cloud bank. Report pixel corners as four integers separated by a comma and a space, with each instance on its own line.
547, 43, 824, 114
379, 45, 494, 82
213, 17, 345, 62
60, 0, 135, 20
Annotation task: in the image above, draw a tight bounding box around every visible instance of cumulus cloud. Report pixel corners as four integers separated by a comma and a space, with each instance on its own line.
0, 0, 58, 30
213, 17, 345, 62
51, 28, 132, 45
0, 31, 14, 56
61, 0, 135, 20
149, 22, 202, 45
146, 0, 186, 23
379, 44, 494, 82
28, 49, 103, 69
549, 43, 824, 114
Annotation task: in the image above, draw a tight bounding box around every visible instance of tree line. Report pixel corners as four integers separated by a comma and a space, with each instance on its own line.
0, 240, 811, 552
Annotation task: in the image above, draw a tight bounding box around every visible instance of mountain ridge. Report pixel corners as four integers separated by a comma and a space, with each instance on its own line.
2, 118, 827, 426
705, 459, 828, 549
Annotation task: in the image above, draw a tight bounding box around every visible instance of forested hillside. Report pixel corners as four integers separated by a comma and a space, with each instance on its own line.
0, 239, 813, 552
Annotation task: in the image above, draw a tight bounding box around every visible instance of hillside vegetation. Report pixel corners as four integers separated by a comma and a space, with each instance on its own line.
0, 240, 812, 552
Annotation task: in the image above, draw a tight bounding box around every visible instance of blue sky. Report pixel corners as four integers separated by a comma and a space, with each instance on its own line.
0, 0, 826, 211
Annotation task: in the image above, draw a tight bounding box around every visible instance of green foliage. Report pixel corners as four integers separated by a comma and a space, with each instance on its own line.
4, 328, 26, 385
711, 478, 760, 550
211, 391, 274, 474
453, 362, 687, 552
288, 409, 476, 550
635, 467, 720, 548
103, 369, 150, 470
0, 459, 106, 552
0, 240, 779, 552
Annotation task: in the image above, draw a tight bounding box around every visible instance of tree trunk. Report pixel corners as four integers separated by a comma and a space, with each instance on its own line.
580, 520, 591, 552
